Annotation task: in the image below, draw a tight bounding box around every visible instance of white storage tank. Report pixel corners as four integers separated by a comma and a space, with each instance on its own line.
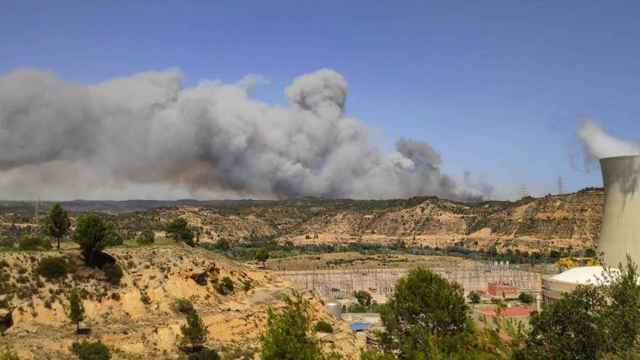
326, 301, 342, 319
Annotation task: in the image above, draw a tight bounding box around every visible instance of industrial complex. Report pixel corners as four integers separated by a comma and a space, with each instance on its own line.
543, 155, 640, 303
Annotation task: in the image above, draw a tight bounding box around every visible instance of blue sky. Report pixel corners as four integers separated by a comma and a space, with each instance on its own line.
2, 1, 639, 199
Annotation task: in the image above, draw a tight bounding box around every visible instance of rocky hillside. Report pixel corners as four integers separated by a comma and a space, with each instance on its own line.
0, 245, 360, 359
0, 188, 604, 254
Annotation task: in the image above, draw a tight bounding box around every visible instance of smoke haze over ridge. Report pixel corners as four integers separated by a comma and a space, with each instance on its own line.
0, 67, 489, 201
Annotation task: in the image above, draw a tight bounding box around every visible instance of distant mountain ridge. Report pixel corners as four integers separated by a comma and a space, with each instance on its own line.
0, 188, 605, 254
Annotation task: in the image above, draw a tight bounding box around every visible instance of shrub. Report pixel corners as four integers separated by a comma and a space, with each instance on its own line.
180, 311, 208, 352
584, 248, 597, 258
468, 291, 481, 304
104, 226, 123, 247
36, 256, 68, 280
102, 263, 123, 285
353, 290, 372, 307
359, 350, 395, 360
216, 276, 234, 295
0, 237, 16, 249
175, 298, 195, 315
518, 292, 534, 304
70, 340, 111, 360
213, 238, 230, 251
347, 303, 368, 313
166, 218, 195, 247
313, 320, 334, 333
18, 236, 51, 251
191, 272, 209, 286
136, 230, 155, 245
187, 348, 220, 360
255, 248, 270, 266
241, 279, 253, 292
140, 290, 151, 305
0, 345, 20, 360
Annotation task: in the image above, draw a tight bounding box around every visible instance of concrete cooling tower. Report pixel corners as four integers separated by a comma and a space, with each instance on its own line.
598, 155, 640, 267
543, 155, 640, 304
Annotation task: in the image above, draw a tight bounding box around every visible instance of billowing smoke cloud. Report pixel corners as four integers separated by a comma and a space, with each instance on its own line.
463, 171, 494, 199
0, 67, 481, 201
578, 120, 640, 159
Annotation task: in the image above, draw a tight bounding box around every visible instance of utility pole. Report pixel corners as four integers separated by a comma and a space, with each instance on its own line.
557, 176, 564, 195
519, 185, 529, 199
34, 198, 40, 225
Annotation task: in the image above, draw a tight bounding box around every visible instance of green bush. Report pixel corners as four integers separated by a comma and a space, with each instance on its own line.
175, 298, 195, 315
36, 256, 68, 280
213, 238, 230, 251
353, 290, 372, 307
347, 303, 368, 313
70, 340, 111, 360
187, 348, 220, 360
0, 345, 20, 360
0, 237, 16, 249
241, 279, 253, 292
73, 213, 110, 267
359, 350, 395, 360
136, 230, 155, 245
468, 291, 481, 304
255, 248, 270, 265
313, 320, 334, 333
102, 263, 123, 285
18, 236, 51, 251
216, 276, 234, 295
180, 311, 208, 352
518, 292, 534, 304
260, 292, 324, 360
104, 225, 123, 247
166, 218, 195, 247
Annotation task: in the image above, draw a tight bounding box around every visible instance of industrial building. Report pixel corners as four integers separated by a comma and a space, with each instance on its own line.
542, 266, 609, 303
543, 155, 640, 303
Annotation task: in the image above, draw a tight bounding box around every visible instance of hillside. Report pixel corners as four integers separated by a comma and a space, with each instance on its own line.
0, 188, 604, 255
0, 245, 360, 359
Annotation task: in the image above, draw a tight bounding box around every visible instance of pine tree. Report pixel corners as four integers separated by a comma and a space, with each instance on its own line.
46, 203, 70, 250
260, 292, 324, 360
68, 288, 85, 333
73, 213, 109, 266
180, 310, 208, 352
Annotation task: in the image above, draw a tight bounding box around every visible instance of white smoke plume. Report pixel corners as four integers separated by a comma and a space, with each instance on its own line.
578, 120, 640, 159
463, 171, 494, 199
0, 67, 481, 201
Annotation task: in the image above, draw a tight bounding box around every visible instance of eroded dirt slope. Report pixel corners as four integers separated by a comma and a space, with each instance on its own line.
0, 245, 360, 359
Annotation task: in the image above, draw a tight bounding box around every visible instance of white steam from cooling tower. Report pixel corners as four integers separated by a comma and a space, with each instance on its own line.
578, 120, 640, 159
0, 68, 491, 201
